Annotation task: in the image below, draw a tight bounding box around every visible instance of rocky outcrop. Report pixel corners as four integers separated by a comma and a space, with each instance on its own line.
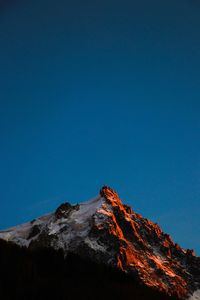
55, 202, 79, 219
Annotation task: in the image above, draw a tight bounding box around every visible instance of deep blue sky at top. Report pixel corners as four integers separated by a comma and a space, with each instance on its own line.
0, 0, 200, 253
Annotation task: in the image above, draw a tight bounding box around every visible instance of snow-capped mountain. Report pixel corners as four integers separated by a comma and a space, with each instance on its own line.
0, 186, 199, 299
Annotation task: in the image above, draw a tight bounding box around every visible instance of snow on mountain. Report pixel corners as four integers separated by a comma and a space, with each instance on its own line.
0, 213, 53, 247
0, 186, 200, 299
188, 290, 200, 300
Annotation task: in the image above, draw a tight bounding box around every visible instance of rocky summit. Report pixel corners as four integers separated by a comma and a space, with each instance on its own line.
0, 186, 199, 299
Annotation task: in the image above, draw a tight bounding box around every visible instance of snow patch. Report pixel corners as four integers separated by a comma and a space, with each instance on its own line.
188, 290, 200, 300
72, 195, 103, 224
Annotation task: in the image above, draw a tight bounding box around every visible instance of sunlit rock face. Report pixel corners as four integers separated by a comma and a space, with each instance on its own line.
0, 186, 200, 299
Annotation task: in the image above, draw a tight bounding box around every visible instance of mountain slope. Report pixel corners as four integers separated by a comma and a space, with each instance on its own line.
0, 186, 199, 299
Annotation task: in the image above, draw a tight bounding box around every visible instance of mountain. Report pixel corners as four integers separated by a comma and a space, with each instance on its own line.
0, 186, 199, 300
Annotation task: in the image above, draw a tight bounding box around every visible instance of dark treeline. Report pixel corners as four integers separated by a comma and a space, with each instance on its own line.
0, 239, 178, 300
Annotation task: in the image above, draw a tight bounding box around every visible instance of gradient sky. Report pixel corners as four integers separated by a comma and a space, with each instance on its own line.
0, 0, 200, 254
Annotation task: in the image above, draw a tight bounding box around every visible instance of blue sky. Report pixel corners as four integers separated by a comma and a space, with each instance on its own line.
0, 0, 200, 254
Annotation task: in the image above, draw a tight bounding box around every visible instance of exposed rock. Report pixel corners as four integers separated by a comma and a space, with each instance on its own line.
55, 202, 79, 219
28, 224, 41, 239
187, 249, 195, 257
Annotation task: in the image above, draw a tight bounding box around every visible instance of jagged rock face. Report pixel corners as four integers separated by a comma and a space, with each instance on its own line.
0, 186, 199, 299
55, 202, 79, 219
89, 187, 200, 298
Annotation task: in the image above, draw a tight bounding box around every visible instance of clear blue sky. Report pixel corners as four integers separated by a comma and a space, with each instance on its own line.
0, 0, 200, 254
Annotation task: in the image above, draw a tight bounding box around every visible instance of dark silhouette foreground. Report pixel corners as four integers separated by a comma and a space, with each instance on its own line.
0, 239, 178, 300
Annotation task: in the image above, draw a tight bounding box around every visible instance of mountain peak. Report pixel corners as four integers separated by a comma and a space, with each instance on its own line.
100, 185, 122, 206
0, 187, 199, 299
